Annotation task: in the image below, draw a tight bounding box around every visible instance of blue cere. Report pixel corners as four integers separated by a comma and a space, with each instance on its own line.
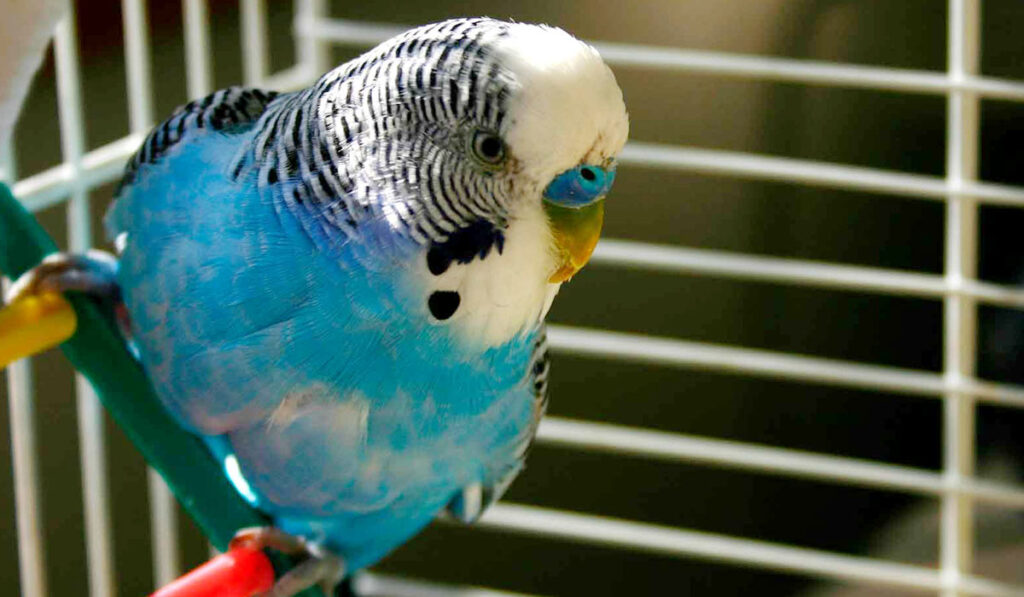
542, 163, 616, 208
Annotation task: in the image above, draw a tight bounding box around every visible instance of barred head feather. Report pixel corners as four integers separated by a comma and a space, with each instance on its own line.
246, 18, 626, 246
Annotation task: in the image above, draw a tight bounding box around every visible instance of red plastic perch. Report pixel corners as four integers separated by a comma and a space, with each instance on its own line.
150, 546, 275, 597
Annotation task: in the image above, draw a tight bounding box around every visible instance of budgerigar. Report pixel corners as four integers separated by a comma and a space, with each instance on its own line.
38, 18, 629, 593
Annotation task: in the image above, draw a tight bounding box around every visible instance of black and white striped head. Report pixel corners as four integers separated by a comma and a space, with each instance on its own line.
272, 18, 628, 345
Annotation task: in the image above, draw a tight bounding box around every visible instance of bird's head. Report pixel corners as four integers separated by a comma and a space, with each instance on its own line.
490, 23, 627, 285
298, 18, 628, 345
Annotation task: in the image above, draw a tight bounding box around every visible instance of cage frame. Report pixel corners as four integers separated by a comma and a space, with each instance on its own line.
1, 1, 1022, 596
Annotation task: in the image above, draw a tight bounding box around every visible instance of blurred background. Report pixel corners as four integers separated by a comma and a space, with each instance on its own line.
1, 1, 1022, 595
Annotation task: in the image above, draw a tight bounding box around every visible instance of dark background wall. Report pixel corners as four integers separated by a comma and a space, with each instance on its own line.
1, 1, 1021, 595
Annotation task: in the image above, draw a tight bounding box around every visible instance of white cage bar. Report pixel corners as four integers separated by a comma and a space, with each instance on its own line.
2, 288, 47, 597
118, 0, 184, 585
183, 0, 214, 98
535, 417, 1024, 509
472, 504, 1024, 597
241, 0, 270, 86
942, 2, 981, 595
2, 1, 1022, 596
54, 8, 118, 597
0, 47, 44, 597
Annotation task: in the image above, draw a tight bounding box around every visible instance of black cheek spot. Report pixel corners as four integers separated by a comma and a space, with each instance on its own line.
427, 247, 452, 276
428, 291, 460, 320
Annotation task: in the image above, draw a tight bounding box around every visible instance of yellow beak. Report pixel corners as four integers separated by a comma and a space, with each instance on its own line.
545, 198, 605, 283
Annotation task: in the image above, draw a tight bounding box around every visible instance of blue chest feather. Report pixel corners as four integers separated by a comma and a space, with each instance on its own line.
106, 132, 538, 568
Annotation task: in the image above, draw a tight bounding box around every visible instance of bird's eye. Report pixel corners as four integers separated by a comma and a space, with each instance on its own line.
470, 130, 506, 166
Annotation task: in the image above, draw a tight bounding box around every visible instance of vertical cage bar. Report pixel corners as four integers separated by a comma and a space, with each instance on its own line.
121, 0, 182, 585
295, 0, 328, 79
240, 0, 270, 86
54, 10, 118, 597
0, 137, 14, 184
183, 0, 213, 97
148, 469, 180, 587
3, 285, 48, 597
943, 1, 980, 595
122, 0, 154, 135
55, 14, 87, 164
0, 39, 42, 597
74, 382, 115, 597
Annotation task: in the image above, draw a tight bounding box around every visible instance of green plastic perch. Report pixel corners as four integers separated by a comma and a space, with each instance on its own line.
0, 183, 322, 597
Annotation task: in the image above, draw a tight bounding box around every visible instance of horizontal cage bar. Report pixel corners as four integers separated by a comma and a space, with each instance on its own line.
474, 503, 1023, 596
305, 17, 1024, 101
546, 325, 1024, 408
592, 238, 1024, 309
536, 417, 1024, 508
11, 140, 1024, 310
620, 141, 1024, 207
17, 135, 1024, 211
355, 573, 540, 597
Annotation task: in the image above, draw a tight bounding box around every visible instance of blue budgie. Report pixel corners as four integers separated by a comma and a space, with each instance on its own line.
16, 17, 628, 595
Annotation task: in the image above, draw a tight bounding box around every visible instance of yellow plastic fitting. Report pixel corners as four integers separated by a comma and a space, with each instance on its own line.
0, 290, 77, 368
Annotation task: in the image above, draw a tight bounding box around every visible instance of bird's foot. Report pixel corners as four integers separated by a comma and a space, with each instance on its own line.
230, 527, 347, 597
5, 250, 119, 304
3, 250, 133, 348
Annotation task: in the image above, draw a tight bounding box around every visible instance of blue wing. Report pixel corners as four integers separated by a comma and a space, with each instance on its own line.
446, 330, 548, 523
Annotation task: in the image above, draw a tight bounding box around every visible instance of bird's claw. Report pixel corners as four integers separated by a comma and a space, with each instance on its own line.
231, 526, 309, 555
231, 527, 347, 597
4, 250, 119, 304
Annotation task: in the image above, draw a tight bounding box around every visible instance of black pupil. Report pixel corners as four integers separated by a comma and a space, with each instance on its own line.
479, 135, 502, 159
580, 167, 597, 181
